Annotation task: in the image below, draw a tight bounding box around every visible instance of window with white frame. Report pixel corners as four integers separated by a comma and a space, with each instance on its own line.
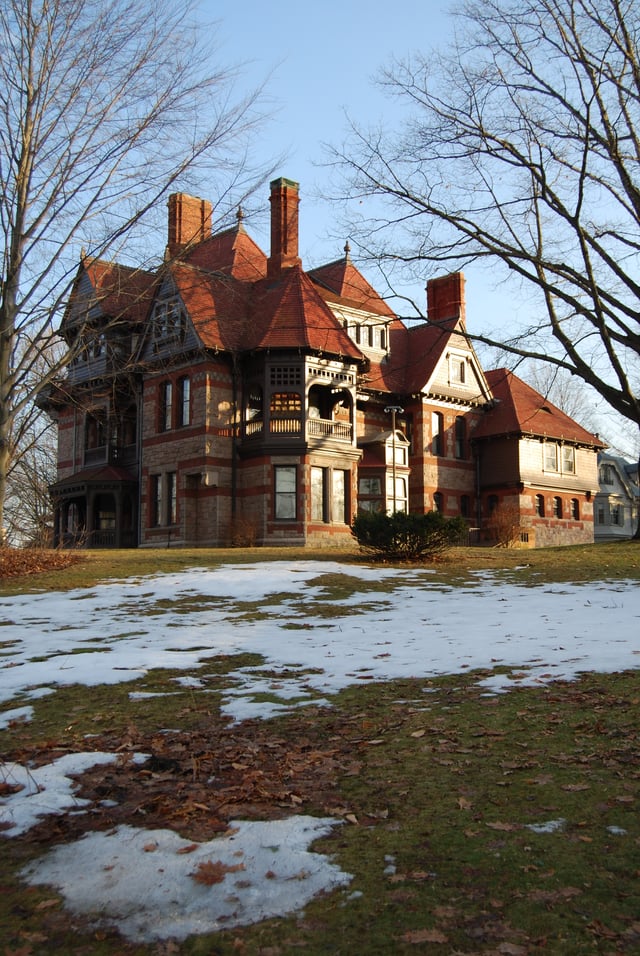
450, 356, 466, 384
274, 466, 296, 519
311, 466, 326, 522
544, 442, 576, 474
386, 474, 407, 513
544, 442, 558, 471
358, 475, 384, 513
333, 469, 347, 524
561, 445, 575, 473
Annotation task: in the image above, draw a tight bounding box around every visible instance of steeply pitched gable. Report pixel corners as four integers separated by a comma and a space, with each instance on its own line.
61, 258, 155, 336
309, 253, 395, 318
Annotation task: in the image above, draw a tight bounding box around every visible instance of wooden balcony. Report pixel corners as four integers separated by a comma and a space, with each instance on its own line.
243, 416, 352, 443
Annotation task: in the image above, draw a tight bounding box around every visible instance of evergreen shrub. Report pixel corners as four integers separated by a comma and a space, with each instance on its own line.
351, 510, 467, 561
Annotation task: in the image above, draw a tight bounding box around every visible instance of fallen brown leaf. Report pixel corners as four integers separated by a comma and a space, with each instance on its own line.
190, 860, 246, 885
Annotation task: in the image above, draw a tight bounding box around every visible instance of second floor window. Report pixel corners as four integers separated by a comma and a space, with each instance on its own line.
270, 392, 302, 413
600, 463, 615, 484
160, 381, 173, 432
432, 412, 444, 456
178, 376, 191, 427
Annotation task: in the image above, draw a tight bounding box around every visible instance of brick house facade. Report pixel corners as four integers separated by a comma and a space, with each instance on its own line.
43, 177, 604, 549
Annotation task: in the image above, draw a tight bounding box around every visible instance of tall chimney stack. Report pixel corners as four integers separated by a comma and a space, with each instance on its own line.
267, 178, 301, 277
427, 273, 466, 324
167, 193, 213, 258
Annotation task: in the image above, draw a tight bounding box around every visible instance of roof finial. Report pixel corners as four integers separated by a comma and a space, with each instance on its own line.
236, 206, 245, 224
344, 240, 351, 261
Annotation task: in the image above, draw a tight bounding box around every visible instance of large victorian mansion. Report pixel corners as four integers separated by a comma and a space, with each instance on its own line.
42, 178, 605, 549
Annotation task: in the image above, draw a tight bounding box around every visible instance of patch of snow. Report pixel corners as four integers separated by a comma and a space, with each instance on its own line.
525, 819, 566, 834
22, 817, 350, 942
1, 753, 148, 836
0, 704, 33, 729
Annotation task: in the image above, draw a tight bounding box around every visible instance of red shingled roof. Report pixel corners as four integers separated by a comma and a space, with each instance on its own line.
364, 318, 458, 394
476, 368, 604, 446
171, 262, 251, 352
182, 224, 267, 281
80, 259, 155, 326
309, 256, 395, 317
247, 266, 363, 358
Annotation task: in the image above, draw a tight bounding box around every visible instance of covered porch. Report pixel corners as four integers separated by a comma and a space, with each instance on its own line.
50, 465, 138, 549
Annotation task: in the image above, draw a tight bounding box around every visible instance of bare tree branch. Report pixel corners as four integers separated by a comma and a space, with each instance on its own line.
0, 0, 275, 541
331, 0, 640, 441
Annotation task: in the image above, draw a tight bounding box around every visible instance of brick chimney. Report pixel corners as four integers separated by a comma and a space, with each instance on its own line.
427, 272, 466, 323
167, 193, 213, 258
267, 177, 301, 277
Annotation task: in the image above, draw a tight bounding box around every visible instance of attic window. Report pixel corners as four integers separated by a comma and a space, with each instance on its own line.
450, 355, 466, 384
153, 297, 186, 345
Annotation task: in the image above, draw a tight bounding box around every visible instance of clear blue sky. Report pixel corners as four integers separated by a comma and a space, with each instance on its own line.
195, 0, 636, 455
198, 0, 451, 283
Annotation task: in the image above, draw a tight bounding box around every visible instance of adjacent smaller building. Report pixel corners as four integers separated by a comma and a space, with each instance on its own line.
594, 452, 640, 541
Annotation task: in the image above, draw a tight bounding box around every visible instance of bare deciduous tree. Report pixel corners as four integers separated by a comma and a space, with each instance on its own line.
333, 0, 640, 492
0, 0, 271, 542
4, 416, 57, 547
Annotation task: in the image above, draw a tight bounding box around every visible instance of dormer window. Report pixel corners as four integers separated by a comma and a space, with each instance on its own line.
153, 296, 186, 346
450, 355, 466, 384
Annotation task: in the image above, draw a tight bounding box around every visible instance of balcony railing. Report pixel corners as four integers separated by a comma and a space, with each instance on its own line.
307, 417, 352, 441
243, 416, 352, 442
84, 443, 137, 468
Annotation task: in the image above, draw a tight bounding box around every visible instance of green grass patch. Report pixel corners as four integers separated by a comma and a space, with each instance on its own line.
1, 542, 640, 953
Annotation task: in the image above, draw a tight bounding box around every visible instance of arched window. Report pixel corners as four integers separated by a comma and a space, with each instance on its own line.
571, 498, 579, 519
553, 496, 563, 518
487, 494, 499, 514
535, 494, 545, 517
433, 491, 443, 513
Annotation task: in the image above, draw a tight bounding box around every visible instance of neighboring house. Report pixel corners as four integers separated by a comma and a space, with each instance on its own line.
473, 370, 605, 547
594, 453, 640, 540
42, 177, 604, 549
